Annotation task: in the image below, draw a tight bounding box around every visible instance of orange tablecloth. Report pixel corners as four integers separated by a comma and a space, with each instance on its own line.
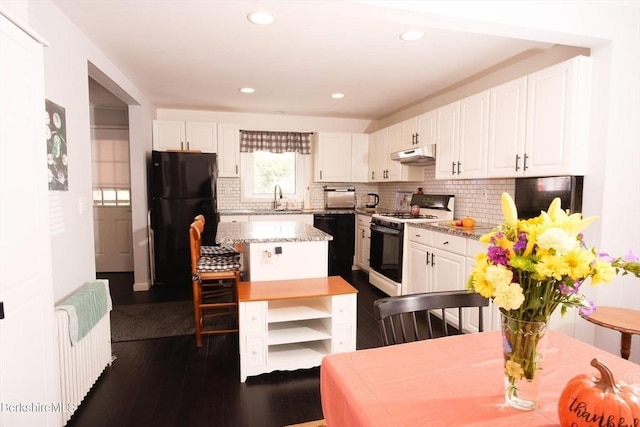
320, 330, 640, 426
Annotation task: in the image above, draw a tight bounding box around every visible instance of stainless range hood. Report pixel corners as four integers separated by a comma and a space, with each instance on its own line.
390, 144, 436, 165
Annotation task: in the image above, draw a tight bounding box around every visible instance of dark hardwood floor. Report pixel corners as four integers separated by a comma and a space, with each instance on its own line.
67, 270, 387, 427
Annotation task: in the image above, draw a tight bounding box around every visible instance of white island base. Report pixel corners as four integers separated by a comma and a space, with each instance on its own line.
238, 276, 357, 382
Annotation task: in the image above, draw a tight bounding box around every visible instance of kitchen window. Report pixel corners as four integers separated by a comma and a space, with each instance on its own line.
239, 130, 312, 203
240, 151, 310, 202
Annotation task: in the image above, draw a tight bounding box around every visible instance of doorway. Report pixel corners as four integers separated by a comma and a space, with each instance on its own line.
89, 77, 134, 273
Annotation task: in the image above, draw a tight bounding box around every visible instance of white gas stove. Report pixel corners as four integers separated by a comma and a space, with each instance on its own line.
369, 194, 454, 296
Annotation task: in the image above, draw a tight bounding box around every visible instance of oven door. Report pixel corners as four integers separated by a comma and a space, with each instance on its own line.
369, 223, 403, 283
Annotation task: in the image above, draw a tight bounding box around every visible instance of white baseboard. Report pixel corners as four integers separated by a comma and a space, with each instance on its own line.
133, 281, 150, 292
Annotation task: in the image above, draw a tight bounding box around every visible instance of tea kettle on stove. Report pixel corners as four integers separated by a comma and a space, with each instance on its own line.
366, 193, 380, 208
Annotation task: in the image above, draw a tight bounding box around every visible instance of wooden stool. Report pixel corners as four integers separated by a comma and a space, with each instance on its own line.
189, 220, 241, 347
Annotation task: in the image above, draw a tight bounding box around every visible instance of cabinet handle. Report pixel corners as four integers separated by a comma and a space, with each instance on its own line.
457, 161, 461, 175
181, 141, 184, 150
432, 253, 435, 266
371, 171, 375, 180
236, 165, 238, 174
523, 154, 529, 171
443, 241, 449, 245
451, 162, 456, 175
515, 154, 521, 171
415, 133, 419, 144
320, 170, 323, 179
186, 141, 190, 150
361, 230, 365, 238
426, 251, 430, 266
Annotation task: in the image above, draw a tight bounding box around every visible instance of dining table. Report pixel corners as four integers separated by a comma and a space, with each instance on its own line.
320, 330, 640, 426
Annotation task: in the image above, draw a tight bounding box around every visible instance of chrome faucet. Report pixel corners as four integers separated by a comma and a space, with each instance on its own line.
273, 184, 283, 209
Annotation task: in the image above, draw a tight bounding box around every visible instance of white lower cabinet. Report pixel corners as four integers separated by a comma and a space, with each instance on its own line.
406, 226, 498, 333
355, 214, 371, 271
239, 292, 356, 382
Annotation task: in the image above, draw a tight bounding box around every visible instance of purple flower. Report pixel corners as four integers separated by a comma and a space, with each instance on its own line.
579, 301, 596, 316
622, 251, 640, 262
487, 245, 509, 266
513, 233, 527, 253
598, 252, 615, 262
560, 281, 581, 295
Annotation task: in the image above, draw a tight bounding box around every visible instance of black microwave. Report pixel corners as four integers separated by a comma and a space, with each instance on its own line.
514, 176, 584, 220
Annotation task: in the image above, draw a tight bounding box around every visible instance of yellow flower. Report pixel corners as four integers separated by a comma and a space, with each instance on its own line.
485, 265, 513, 288
493, 282, 525, 310
536, 253, 570, 280
505, 360, 525, 380
590, 258, 617, 286
565, 249, 596, 280
501, 193, 518, 229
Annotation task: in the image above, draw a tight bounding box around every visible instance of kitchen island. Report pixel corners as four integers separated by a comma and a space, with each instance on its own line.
216, 220, 332, 281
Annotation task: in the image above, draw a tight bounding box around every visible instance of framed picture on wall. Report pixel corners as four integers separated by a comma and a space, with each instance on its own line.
45, 99, 68, 191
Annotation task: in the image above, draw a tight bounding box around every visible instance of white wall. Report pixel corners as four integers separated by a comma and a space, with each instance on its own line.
23, 0, 154, 299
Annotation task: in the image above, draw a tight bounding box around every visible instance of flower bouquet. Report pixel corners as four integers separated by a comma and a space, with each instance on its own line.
466, 193, 639, 410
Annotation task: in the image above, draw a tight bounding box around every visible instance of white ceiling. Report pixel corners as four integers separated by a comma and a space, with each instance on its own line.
58, 0, 561, 119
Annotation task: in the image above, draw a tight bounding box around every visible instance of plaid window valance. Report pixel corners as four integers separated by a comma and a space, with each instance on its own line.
240, 130, 312, 154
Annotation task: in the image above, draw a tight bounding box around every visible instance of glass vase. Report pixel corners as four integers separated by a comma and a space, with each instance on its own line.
500, 313, 548, 411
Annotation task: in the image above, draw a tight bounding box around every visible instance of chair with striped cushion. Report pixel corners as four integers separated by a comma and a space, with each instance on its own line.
194, 214, 240, 257
189, 220, 241, 347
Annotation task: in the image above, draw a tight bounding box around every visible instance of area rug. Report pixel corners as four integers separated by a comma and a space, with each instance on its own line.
110, 301, 195, 342
285, 420, 327, 427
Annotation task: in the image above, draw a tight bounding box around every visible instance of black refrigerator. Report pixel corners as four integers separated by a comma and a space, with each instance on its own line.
149, 150, 219, 286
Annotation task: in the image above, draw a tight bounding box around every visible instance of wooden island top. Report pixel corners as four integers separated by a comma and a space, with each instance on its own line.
238, 276, 357, 302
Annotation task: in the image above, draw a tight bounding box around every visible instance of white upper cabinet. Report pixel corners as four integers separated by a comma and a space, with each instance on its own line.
368, 128, 385, 182
458, 91, 490, 178
369, 126, 422, 182
152, 120, 217, 152
186, 122, 218, 152
313, 132, 353, 182
436, 91, 489, 180
217, 123, 240, 177
487, 76, 528, 177
386, 123, 403, 181
523, 56, 591, 176
351, 133, 369, 182
435, 101, 459, 178
487, 56, 592, 178
417, 110, 437, 146
400, 117, 418, 149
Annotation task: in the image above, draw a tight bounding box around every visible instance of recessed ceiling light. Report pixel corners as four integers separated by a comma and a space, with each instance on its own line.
331, 93, 345, 99
400, 30, 424, 41
239, 87, 255, 94
247, 12, 275, 25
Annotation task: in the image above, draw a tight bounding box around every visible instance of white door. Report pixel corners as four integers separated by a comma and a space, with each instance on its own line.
0, 14, 60, 426
94, 206, 134, 271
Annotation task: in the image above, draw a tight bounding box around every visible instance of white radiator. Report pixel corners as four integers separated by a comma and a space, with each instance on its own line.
54, 310, 112, 425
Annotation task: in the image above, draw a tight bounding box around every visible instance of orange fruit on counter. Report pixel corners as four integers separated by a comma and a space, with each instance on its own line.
461, 217, 476, 228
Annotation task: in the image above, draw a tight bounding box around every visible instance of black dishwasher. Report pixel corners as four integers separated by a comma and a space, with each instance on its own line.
313, 213, 355, 278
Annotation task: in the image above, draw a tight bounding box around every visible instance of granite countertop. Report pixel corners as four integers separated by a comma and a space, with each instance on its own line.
219, 209, 357, 216
216, 221, 334, 244
409, 221, 498, 240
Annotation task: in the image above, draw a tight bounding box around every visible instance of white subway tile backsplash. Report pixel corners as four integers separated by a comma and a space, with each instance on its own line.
218, 167, 514, 225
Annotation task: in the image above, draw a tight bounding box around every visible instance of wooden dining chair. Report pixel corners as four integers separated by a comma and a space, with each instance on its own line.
373, 290, 490, 346
194, 214, 240, 257
189, 220, 241, 347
